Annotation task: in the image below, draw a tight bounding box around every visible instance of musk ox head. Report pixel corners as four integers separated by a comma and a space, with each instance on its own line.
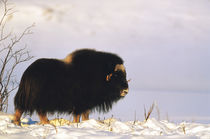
106, 64, 129, 97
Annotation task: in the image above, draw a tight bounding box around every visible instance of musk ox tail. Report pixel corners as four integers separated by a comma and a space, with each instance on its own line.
14, 73, 34, 114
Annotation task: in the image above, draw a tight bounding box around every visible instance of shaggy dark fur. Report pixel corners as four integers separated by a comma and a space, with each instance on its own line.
14, 49, 128, 116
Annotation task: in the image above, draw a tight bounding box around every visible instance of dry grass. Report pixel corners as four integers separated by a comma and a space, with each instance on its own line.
144, 102, 155, 122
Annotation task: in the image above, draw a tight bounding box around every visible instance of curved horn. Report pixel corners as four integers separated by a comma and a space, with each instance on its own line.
114, 64, 125, 72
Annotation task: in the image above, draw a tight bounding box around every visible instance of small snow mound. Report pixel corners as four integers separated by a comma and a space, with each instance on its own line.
110, 121, 132, 133
143, 118, 163, 130
79, 119, 104, 129
103, 118, 117, 125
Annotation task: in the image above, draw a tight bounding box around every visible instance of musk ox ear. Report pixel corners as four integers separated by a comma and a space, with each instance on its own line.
106, 73, 112, 82
114, 64, 125, 72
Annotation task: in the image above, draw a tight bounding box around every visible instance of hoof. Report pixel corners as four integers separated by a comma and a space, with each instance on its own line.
12, 120, 21, 126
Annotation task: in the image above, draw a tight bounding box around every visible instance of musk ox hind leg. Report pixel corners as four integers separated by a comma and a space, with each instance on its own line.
38, 112, 50, 125
13, 109, 23, 125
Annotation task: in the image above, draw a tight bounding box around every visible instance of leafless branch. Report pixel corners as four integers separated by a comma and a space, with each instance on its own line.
0, 0, 14, 41
0, 0, 34, 112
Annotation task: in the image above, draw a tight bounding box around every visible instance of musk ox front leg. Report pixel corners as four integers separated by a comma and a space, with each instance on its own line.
13, 109, 23, 125
73, 114, 81, 123
38, 112, 50, 125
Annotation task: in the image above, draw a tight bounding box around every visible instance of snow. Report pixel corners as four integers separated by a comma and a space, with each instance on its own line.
0, 113, 210, 138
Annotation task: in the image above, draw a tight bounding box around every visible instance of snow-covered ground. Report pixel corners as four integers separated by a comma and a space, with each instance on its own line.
0, 113, 210, 139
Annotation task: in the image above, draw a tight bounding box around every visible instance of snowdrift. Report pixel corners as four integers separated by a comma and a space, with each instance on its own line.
0, 113, 209, 139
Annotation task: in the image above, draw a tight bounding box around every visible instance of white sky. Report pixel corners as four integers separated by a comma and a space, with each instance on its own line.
7, 0, 210, 92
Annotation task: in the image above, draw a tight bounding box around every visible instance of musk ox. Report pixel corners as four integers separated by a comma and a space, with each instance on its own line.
13, 49, 129, 125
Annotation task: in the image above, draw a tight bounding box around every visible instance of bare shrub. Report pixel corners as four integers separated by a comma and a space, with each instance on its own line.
0, 0, 34, 112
